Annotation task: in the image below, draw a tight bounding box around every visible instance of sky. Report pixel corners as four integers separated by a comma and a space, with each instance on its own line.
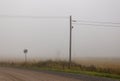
0, 0, 120, 61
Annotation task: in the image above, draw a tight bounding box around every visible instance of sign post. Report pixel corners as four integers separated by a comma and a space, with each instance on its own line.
23, 49, 28, 63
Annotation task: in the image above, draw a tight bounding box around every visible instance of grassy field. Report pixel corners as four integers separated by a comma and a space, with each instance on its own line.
0, 58, 120, 80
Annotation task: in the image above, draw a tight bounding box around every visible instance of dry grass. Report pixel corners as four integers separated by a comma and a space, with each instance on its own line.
73, 58, 120, 75
0, 58, 120, 79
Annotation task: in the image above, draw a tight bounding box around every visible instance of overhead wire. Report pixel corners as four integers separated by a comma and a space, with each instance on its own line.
72, 20, 120, 27
73, 20, 120, 25
0, 15, 120, 27
0, 15, 69, 19
73, 23, 120, 28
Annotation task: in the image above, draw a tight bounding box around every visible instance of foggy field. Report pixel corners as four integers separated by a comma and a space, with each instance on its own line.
74, 58, 120, 71
0, 58, 120, 80
0, 0, 120, 81
73, 58, 120, 77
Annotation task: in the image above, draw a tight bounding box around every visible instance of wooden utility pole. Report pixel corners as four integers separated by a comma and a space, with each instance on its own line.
69, 16, 72, 69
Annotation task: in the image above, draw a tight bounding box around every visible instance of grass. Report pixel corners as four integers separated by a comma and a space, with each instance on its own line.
0, 60, 120, 80
29, 66, 120, 80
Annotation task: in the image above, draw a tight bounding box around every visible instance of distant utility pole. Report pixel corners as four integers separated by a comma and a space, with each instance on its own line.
69, 16, 73, 69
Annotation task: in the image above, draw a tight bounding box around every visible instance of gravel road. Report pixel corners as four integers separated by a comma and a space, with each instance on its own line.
0, 67, 119, 81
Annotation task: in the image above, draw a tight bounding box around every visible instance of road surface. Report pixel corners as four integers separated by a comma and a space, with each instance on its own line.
0, 67, 118, 81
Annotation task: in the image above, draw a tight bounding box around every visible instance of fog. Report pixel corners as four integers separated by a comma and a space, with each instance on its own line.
0, 0, 120, 61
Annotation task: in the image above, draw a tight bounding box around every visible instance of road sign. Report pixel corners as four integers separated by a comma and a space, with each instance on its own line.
24, 49, 28, 54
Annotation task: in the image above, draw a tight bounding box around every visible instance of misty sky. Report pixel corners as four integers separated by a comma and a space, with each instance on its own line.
0, 0, 120, 61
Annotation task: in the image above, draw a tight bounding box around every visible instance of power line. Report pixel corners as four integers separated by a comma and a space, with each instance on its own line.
0, 15, 120, 27
73, 23, 120, 28
72, 20, 120, 25
0, 15, 69, 19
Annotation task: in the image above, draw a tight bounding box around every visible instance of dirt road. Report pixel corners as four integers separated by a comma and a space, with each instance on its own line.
0, 67, 118, 81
